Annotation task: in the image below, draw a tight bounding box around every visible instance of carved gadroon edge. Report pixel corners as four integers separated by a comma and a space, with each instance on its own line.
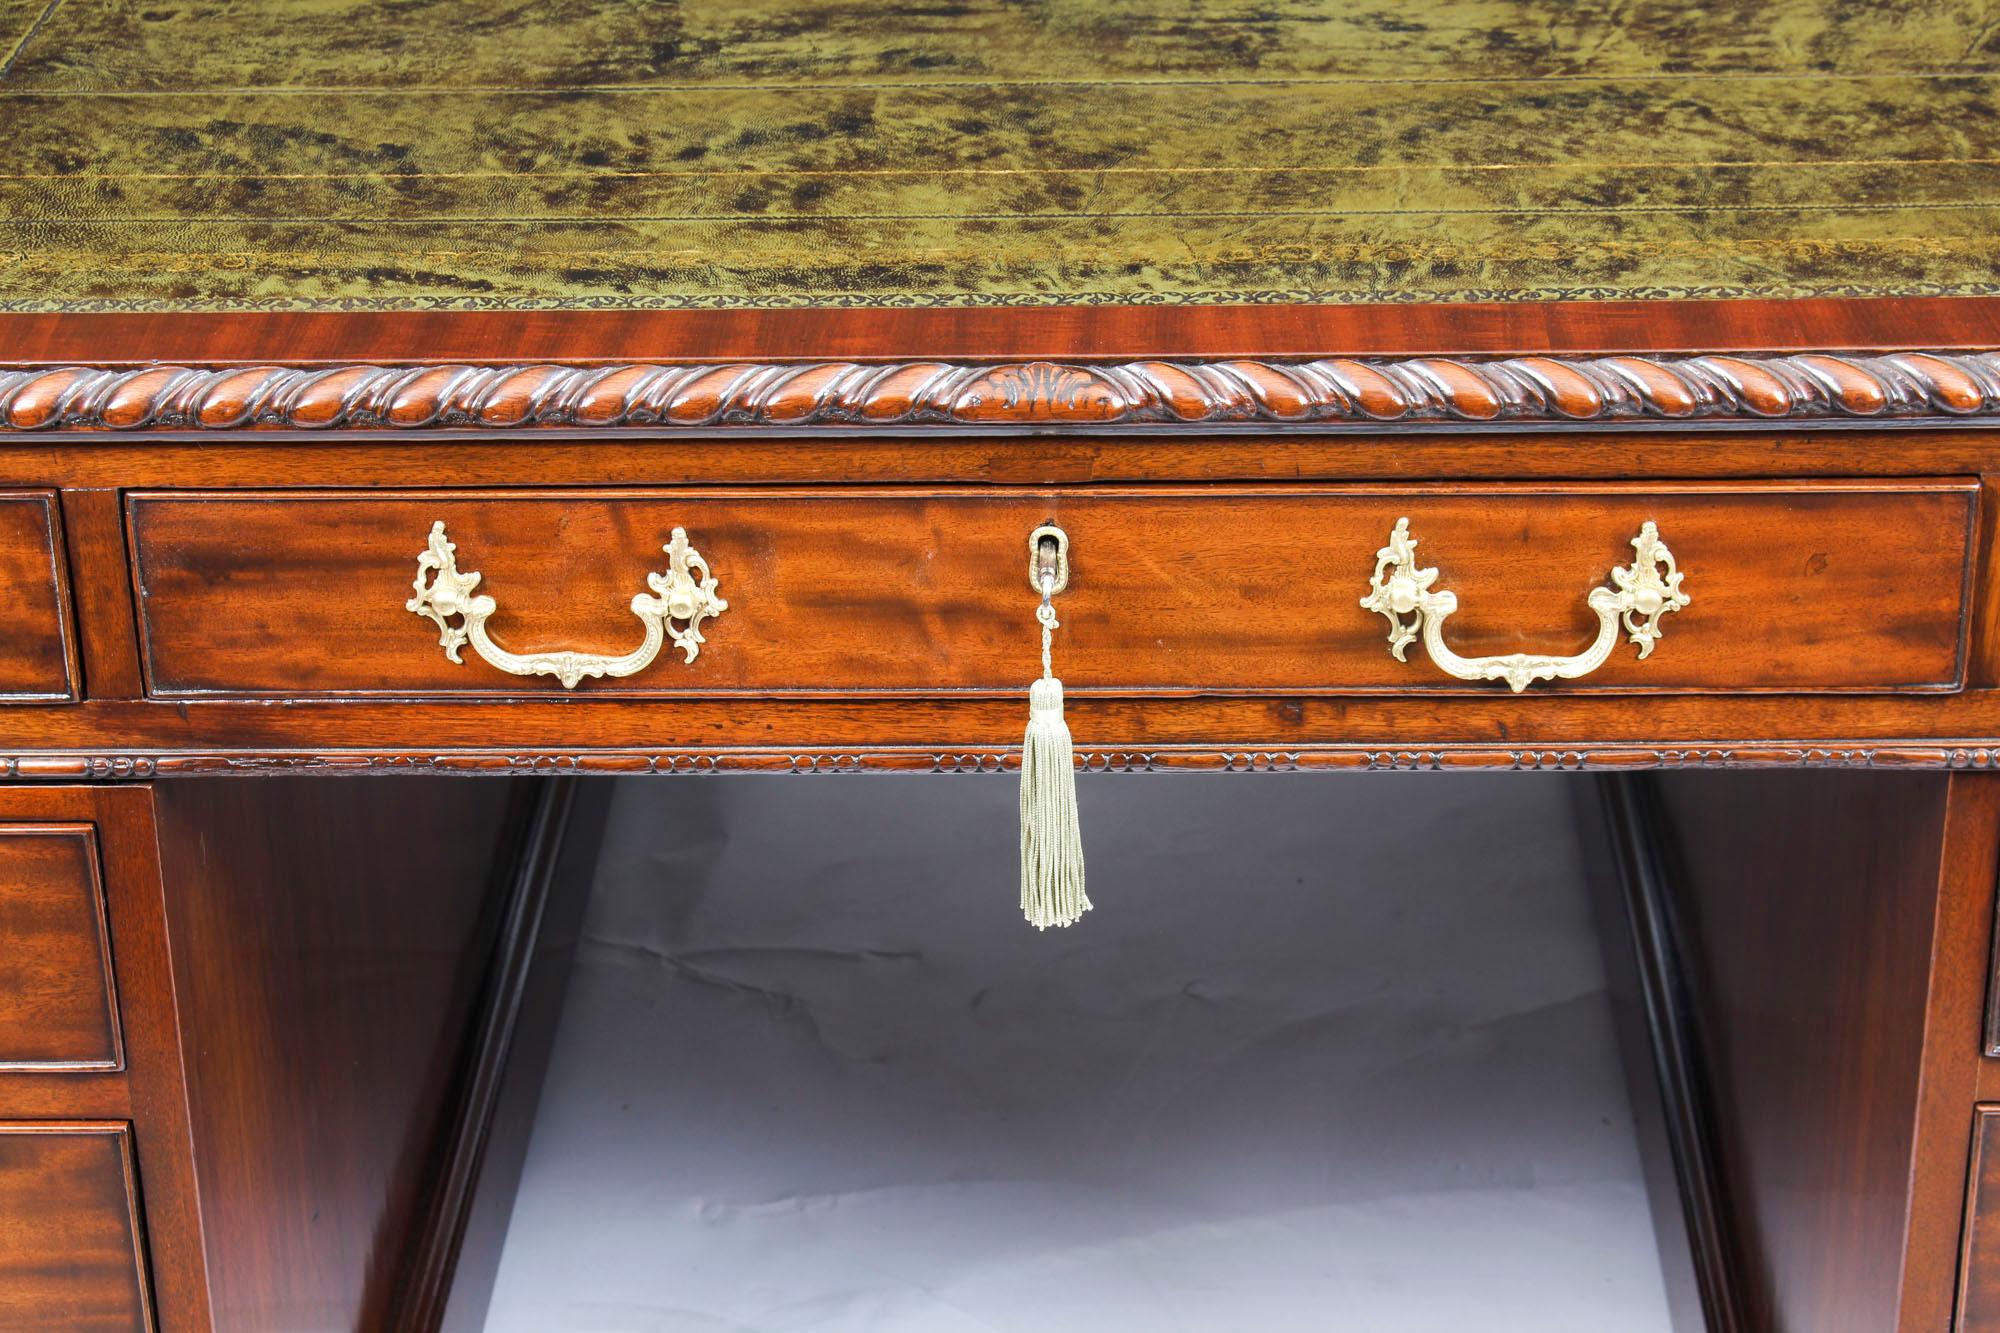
5, 352, 2000, 431
5, 744, 2000, 780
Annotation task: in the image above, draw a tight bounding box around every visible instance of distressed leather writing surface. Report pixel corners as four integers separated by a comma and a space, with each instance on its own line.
3, 0, 2000, 310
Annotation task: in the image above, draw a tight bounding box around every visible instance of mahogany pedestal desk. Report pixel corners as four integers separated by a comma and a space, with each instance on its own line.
4, 2, 2000, 1329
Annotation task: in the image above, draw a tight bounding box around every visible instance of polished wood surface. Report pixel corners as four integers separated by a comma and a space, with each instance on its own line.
1961, 1108, 2000, 1330
128, 482, 1976, 698
420, 781, 612, 1333
4, 427, 1999, 489
8, 695, 2000, 776
1587, 777, 1743, 1333
6, 297, 2000, 369
0, 4, 1992, 1326
1645, 770, 2000, 1333
13, 351, 2000, 433
1898, 777, 2000, 1332
0, 825, 120, 1070
0, 432, 1994, 1326
0, 491, 79, 701
0, 1121, 151, 1331
0, 787, 212, 1331
1651, 771, 1953, 1332
149, 777, 530, 1332
0, 427, 1967, 771
58, 490, 145, 702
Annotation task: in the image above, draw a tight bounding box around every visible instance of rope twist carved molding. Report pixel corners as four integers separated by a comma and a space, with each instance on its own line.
5, 351, 2000, 431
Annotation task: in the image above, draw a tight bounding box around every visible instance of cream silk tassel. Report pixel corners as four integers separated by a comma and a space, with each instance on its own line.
1021, 578, 1088, 929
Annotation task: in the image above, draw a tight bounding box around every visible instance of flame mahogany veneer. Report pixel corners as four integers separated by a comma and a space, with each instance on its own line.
14, 0, 2000, 1322
7, 299, 2000, 1332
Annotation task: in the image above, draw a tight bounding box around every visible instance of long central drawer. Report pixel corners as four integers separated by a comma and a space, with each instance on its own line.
126, 482, 1977, 697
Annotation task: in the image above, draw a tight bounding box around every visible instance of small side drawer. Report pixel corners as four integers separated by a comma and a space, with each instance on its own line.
1966, 1108, 2000, 1329
0, 491, 76, 701
0, 1122, 153, 1331
0, 826, 120, 1071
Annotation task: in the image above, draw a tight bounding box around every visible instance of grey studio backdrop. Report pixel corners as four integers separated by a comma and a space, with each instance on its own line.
485, 773, 1675, 1333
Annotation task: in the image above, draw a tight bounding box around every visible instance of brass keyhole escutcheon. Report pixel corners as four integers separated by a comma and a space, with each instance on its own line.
1029, 523, 1070, 596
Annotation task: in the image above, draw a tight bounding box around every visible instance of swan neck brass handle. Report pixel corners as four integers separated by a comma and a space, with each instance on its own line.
407, 521, 728, 688
1360, 517, 1688, 692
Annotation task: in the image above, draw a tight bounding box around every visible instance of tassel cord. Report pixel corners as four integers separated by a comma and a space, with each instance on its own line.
1038, 573, 1058, 678
1020, 568, 1089, 930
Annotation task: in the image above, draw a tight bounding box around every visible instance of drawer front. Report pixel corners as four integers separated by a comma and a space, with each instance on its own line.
129, 482, 1977, 697
0, 825, 120, 1071
0, 492, 77, 702
1965, 1107, 2000, 1330
0, 1123, 153, 1331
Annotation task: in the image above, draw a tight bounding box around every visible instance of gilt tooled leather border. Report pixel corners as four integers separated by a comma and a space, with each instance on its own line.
5, 351, 2000, 431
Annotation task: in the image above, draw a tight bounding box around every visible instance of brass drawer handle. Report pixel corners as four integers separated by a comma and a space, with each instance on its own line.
1361, 517, 1688, 692
407, 521, 728, 688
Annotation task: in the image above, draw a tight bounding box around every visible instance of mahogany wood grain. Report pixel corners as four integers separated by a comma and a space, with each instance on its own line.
1961, 1109, 2000, 1330
419, 780, 611, 1333
0, 275, 1994, 1333
1904, 776, 2000, 1331
4, 694, 2000, 771
1582, 777, 1742, 1332
0, 107, 1995, 1333
1973, 477, 2000, 690
0, 1121, 152, 1331
12, 353, 1999, 434
4, 297, 2000, 368
3, 430, 2000, 492
1649, 771, 1944, 1331
0, 825, 120, 1070
127, 482, 1977, 699
86, 787, 209, 1333
0, 787, 211, 1332
1645, 770, 2000, 1333
0, 491, 79, 702
57, 490, 144, 700
149, 777, 528, 1332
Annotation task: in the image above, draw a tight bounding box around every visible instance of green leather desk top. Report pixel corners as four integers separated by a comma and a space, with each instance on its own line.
4, 0, 1999, 311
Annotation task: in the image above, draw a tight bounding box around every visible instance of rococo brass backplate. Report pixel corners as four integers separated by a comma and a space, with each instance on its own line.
407, 521, 728, 688
1361, 518, 1689, 692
